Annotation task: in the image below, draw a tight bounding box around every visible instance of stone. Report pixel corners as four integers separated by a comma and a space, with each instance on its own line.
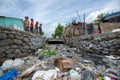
102, 50, 108, 54
5, 49, 14, 54
14, 49, 21, 54
7, 53, 15, 59
10, 45, 18, 48
81, 70, 94, 80
80, 35, 91, 40
8, 34, 14, 39
13, 39, 23, 45
117, 49, 120, 52
0, 39, 13, 46
0, 46, 10, 53
88, 44, 93, 49
92, 45, 98, 49
28, 43, 33, 46
2, 31, 10, 34
109, 47, 116, 52
30, 46, 35, 49
23, 37, 30, 42
15, 35, 23, 40
100, 42, 108, 48
107, 33, 117, 39
0, 33, 7, 39
23, 45, 30, 49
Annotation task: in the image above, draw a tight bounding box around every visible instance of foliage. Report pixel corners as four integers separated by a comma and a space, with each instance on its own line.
52, 33, 56, 38
40, 31, 44, 36
36, 49, 59, 57
93, 13, 106, 23
52, 23, 63, 38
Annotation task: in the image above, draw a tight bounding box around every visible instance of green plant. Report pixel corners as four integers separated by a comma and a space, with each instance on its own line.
36, 49, 59, 57
44, 49, 58, 56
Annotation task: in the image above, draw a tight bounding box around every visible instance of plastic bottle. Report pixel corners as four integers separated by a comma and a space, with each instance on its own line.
104, 76, 111, 80
69, 69, 81, 80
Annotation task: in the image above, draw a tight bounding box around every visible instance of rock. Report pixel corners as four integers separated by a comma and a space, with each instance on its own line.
23, 37, 30, 42
38, 55, 45, 60
102, 50, 108, 54
109, 48, 116, 52
13, 39, 23, 45
2, 31, 10, 34
81, 70, 95, 80
100, 42, 108, 48
0, 39, 13, 46
5, 49, 14, 54
10, 45, 18, 48
23, 45, 30, 49
88, 44, 93, 49
80, 35, 91, 40
15, 35, 23, 40
28, 43, 33, 46
118, 49, 120, 52
108, 33, 117, 39
0, 46, 10, 53
0, 33, 7, 39
14, 49, 21, 54
8, 34, 14, 39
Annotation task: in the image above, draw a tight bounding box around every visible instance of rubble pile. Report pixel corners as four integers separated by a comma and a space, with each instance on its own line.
0, 44, 120, 80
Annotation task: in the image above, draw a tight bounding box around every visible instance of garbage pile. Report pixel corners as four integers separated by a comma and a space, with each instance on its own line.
0, 44, 120, 80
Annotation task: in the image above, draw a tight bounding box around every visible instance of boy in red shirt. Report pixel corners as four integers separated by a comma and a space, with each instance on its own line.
30, 19, 34, 33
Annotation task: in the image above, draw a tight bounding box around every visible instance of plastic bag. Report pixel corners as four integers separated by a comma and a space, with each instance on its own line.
1, 59, 13, 70
0, 69, 18, 80
13, 58, 24, 67
104, 76, 111, 80
32, 70, 57, 80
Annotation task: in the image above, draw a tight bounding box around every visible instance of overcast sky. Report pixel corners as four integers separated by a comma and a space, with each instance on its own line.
0, 0, 120, 37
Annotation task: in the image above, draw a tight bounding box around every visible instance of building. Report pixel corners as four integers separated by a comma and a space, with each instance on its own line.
102, 11, 120, 23
0, 16, 23, 30
63, 22, 86, 37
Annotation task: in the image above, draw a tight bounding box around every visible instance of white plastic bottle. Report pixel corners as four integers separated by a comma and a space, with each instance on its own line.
69, 69, 81, 80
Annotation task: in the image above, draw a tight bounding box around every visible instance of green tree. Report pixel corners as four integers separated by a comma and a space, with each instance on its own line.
93, 13, 106, 23
52, 23, 63, 38
52, 33, 56, 38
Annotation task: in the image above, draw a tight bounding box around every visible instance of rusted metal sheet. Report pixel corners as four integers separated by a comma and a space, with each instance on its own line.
99, 23, 120, 33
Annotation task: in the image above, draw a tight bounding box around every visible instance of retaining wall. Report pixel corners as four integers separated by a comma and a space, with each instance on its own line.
66, 32, 120, 56
0, 26, 45, 64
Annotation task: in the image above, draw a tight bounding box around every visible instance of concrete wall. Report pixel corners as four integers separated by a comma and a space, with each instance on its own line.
0, 26, 45, 64
100, 23, 120, 33
0, 16, 23, 30
66, 32, 120, 56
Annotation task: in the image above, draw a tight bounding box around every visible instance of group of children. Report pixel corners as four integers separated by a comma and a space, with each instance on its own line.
24, 16, 42, 34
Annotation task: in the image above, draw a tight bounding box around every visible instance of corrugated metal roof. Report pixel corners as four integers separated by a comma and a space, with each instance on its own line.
0, 16, 23, 20
102, 11, 120, 20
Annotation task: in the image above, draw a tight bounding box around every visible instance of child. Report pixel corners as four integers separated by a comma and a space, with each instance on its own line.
30, 19, 34, 33
24, 16, 29, 31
